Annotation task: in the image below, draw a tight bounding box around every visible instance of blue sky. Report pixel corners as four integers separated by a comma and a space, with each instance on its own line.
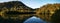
0, 0, 60, 9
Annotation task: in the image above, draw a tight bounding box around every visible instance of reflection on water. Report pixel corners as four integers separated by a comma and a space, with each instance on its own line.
24, 16, 47, 23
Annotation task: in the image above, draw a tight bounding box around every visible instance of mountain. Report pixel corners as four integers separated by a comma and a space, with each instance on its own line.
36, 3, 60, 22
0, 1, 34, 23
0, 1, 32, 9
1, 1, 60, 23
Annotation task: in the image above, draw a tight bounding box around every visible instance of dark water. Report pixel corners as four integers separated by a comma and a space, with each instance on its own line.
24, 16, 47, 23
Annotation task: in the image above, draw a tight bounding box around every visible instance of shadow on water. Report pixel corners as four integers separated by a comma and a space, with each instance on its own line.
0, 16, 47, 23
51, 9, 60, 23
0, 16, 33, 23
0, 16, 21, 23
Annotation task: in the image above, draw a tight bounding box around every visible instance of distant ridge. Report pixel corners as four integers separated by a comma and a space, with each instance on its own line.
0, 1, 32, 9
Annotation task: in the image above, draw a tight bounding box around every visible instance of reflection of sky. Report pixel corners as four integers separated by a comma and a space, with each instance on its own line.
24, 16, 47, 23
0, 0, 60, 9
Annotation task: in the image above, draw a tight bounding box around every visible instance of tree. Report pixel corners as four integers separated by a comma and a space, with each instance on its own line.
51, 9, 60, 23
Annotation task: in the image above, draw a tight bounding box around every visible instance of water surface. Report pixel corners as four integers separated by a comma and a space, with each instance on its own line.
24, 16, 47, 23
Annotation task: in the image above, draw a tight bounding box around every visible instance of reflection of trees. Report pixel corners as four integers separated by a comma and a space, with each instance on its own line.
0, 15, 33, 23
51, 9, 60, 23
0, 10, 34, 23
5, 11, 20, 17
0, 1, 34, 23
